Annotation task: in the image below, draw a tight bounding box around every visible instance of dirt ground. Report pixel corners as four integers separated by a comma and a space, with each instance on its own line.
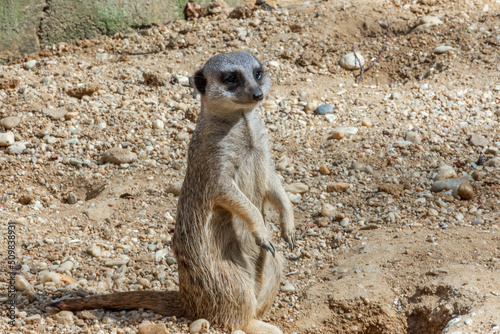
1, 0, 499, 333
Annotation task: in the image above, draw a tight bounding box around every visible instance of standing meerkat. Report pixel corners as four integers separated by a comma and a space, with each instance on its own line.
52, 52, 295, 334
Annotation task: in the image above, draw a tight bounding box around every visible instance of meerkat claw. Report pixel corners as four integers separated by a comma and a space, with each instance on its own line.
289, 237, 295, 250
262, 243, 276, 257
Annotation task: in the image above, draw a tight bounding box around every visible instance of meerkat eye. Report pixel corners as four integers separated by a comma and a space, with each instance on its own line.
224, 74, 237, 84
255, 70, 263, 80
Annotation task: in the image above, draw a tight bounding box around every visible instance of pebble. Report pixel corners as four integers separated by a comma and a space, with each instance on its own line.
315, 104, 334, 115
470, 134, 488, 147
0, 132, 15, 146
434, 45, 454, 54
340, 217, 350, 227
339, 52, 365, 70
331, 127, 358, 136
327, 182, 351, 192
288, 193, 302, 204
66, 84, 100, 98
102, 148, 137, 164
166, 181, 183, 196
152, 119, 165, 130
351, 161, 365, 171
190, 319, 210, 334
42, 107, 67, 120
394, 140, 414, 148
434, 165, 456, 181
484, 157, 500, 167
7, 141, 26, 155
87, 244, 102, 257
420, 15, 443, 25
67, 192, 77, 204
361, 118, 373, 127
176, 131, 190, 141
0, 116, 21, 129
319, 165, 330, 175
405, 131, 422, 144
24, 60, 37, 69
26, 314, 42, 323
232, 331, 246, 334
15, 275, 34, 292
331, 130, 345, 140
284, 182, 309, 194
57, 261, 74, 273
363, 165, 374, 174
457, 182, 474, 200
321, 203, 336, 217
39, 271, 63, 285
281, 282, 296, 292
104, 255, 130, 267
390, 92, 402, 100
138, 322, 170, 334
53, 311, 74, 325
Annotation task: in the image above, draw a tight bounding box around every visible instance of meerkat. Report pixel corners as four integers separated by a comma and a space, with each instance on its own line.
52, 52, 295, 334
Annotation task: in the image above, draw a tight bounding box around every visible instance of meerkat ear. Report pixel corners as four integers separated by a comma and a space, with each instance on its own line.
193, 69, 207, 95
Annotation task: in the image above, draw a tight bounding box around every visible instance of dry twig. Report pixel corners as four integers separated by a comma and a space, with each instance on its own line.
352, 27, 391, 84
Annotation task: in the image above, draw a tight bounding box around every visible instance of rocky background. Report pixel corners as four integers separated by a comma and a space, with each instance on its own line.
0, 0, 499, 333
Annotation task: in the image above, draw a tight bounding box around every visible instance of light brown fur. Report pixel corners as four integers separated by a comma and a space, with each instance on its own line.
52, 52, 295, 334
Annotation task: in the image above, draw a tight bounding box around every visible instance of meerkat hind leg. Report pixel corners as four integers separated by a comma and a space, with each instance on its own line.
243, 319, 283, 334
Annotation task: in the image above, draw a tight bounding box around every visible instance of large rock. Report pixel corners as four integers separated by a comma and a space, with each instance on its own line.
0, 116, 21, 129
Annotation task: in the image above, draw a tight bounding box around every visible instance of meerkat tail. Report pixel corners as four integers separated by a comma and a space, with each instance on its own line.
51, 291, 185, 317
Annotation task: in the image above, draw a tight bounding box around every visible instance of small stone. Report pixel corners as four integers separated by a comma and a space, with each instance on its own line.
315, 104, 334, 115
484, 157, 500, 167
361, 118, 373, 127
26, 314, 42, 323
66, 84, 100, 98
457, 182, 474, 200
39, 271, 63, 285
7, 141, 26, 155
67, 192, 78, 204
281, 282, 296, 292
0, 116, 21, 129
176, 75, 190, 86
53, 311, 74, 325
24, 60, 37, 69
176, 132, 189, 141
394, 141, 414, 148
390, 92, 402, 100
327, 182, 351, 192
319, 165, 330, 175
340, 217, 350, 227
190, 319, 210, 334
104, 255, 130, 267
405, 131, 422, 144
434, 45, 454, 54
57, 261, 74, 273
331, 130, 345, 140
42, 107, 67, 120
166, 181, 183, 196
102, 148, 137, 164
351, 162, 365, 171
152, 120, 165, 130
87, 244, 102, 257
419, 15, 443, 25
232, 331, 246, 334
143, 71, 168, 86
138, 322, 170, 334
363, 165, 374, 174
321, 203, 336, 217
470, 134, 488, 147
15, 275, 33, 292
331, 127, 358, 136
19, 195, 33, 205
287, 193, 302, 204
0, 132, 15, 146
339, 52, 365, 70
464, 319, 473, 326
435, 165, 456, 181
284, 183, 309, 194
0, 76, 20, 89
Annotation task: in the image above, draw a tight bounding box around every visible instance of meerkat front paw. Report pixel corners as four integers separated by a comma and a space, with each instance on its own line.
281, 224, 296, 250
254, 235, 276, 257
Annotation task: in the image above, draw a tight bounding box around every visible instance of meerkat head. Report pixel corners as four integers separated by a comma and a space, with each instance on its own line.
193, 52, 271, 115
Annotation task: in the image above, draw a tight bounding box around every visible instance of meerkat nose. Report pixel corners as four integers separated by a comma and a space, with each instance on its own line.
252, 89, 264, 101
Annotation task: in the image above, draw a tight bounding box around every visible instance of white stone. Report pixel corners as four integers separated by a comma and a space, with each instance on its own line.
190, 318, 210, 334
281, 282, 296, 292
24, 60, 37, 69
152, 119, 165, 130
339, 52, 365, 70
57, 261, 74, 273
321, 203, 336, 218
284, 183, 309, 194
434, 45, 454, 54
7, 141, 26, 155
0, 132, 14, 146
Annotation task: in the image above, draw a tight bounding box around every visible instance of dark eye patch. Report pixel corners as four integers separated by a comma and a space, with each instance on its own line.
222, 72, 239, 85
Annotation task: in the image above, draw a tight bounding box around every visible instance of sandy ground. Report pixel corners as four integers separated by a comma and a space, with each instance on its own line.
0, 0, 499, 333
